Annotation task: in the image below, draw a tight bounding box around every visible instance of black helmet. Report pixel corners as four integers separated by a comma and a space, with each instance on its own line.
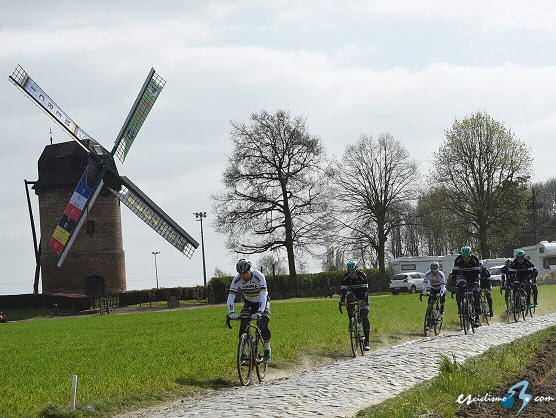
236, 258, 252, 274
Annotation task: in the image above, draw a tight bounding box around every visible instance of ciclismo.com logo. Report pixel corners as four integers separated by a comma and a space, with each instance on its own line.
456, 380, 554, 416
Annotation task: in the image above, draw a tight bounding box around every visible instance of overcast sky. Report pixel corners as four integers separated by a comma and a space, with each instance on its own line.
1, 1, 556, 295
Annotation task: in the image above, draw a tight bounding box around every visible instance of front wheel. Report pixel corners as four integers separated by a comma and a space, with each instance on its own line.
424, 304, 433, 337
481, 299, 490, 326
237, 333, 253, 386
434, 304, 443, 336
513, 292, 521, 323
255, 334, 267, 382
349, 317, 357, 357
357, 320, 365, 356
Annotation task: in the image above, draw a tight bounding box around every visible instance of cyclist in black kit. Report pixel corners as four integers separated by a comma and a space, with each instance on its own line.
339, 260, 370, 351
479, 260, 494, 317
453, 245, 481, 326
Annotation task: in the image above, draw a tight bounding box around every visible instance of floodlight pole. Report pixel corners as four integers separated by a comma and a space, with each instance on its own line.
194, 212, 207, 287
152, 251, 160, 289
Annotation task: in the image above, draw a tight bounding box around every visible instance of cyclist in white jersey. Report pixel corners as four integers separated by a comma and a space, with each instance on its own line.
227, 259, 272, 364
420, 262, 447, 317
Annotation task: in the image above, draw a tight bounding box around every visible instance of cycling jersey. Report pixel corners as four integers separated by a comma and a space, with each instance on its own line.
227, 269, 269, 314
422, 270, 446, 294
509, 258, 535, 282
454, 254, 480, 283
340, 271, 369, 302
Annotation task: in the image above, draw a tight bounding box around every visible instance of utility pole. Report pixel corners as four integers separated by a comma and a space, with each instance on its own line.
193, 212, 207, 287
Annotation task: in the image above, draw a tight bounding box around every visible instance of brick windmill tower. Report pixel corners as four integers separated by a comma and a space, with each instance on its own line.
10, 65, 199, 296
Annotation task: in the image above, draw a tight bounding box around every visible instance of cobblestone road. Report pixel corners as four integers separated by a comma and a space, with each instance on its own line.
117, 313, 556, 418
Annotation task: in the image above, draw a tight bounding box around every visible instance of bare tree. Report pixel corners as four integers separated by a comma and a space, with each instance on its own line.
430, 111, 532, 258
256, 253, 286, 276
212, 110, 332, 288
330, 133, 420, 279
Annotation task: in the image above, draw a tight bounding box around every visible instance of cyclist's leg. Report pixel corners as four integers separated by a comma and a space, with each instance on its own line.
360, 300, 370, 346
346, 291, 356, 329
525, 280, 532, 307
485, 285, 493, 316
532, 282, 538, 306
259, 301, 272, 363
438, 290, 446, 315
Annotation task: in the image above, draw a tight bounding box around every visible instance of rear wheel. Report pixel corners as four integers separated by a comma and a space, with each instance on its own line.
237, 333, 253, 386
255, 334, 267, 382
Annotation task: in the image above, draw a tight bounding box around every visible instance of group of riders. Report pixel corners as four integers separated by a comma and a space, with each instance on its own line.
225, 246, 539, 364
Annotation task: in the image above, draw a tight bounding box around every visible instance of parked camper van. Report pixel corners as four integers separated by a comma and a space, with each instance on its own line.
514, 241, 556, 280
388, 255, 458, 277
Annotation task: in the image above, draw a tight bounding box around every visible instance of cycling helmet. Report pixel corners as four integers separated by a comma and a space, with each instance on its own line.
430, 262, 439, 271
461, 246, 471, 257
236, 258, 252, 274
346, 260, 358, 272
516, 250, 525, 259
505, 258, 512, 266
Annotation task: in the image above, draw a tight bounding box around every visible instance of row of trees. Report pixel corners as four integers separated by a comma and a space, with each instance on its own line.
212, 110, 540, 283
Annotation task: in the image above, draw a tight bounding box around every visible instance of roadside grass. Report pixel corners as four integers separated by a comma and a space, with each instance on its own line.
0, 284, 555, 417
356, 325, 556, 418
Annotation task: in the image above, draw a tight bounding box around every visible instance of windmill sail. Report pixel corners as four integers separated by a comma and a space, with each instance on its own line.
49, 167, 104, 266
9, 65, 109, 157
113, 68, 166, 163
110, 176, 198, 258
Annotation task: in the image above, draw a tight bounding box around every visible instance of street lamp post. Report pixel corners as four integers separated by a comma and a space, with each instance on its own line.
193, 211, 207, 287
152, 251, 160, 289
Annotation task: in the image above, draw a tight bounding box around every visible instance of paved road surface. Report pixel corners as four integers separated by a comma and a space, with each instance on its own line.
116, 313, 556, 417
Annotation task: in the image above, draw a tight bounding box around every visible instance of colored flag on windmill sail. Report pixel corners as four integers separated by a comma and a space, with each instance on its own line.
114, 69, 166, 163
8, 65, 109, 157
48, 167, 104, 266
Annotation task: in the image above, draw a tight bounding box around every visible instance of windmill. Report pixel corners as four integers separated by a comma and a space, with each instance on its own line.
9, 65, 199, 294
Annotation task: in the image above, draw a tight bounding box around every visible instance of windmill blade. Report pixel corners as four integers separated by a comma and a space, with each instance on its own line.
110, 176, 198, 258
112, 68, 166, 163
9, 65, 109, 157
49, 167, 104, 267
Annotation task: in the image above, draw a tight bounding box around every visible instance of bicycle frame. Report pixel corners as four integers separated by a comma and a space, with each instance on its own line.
423, 293, 443, 336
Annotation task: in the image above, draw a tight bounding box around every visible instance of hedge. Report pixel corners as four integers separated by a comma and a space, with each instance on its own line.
207, 269, 390, 304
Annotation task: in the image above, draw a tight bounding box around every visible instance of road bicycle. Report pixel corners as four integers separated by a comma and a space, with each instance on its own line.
511, 280, 529, 322
422, 292, 443, 336
479, 288, 491, 326
226, 314, 267, 386
456, 280, 478, 335
339, 301, 365, 357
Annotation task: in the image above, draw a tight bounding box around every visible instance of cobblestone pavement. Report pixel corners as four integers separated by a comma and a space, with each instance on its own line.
116, 313, 556, 418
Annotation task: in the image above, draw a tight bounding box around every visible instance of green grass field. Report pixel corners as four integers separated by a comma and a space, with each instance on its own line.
1, 284, 555, 417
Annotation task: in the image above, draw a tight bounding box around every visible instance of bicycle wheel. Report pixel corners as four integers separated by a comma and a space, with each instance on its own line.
505, 291, 512, 323
433, 303, 443, 336
237, 333, 253, 386
461, 298, 469, 335
520, 290, 527, 321
468, 299, 476, 333
513, 291, 521, 323
349, 317, 357, 357
424, 304, 433, 336
255, 333, 267, 382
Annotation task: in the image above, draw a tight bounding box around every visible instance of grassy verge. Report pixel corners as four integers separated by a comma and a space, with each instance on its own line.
356, 325, 556, 418
0, 284, 555, 417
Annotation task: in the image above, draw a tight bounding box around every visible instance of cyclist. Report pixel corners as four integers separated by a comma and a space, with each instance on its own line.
453, 245, 481, 326
479, 260, 494, 317
509, 250, 535, 309
227, 258, 272, 364
500, 258, 513, 298
339, 260, 370, 351
420, 262, 446, 321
